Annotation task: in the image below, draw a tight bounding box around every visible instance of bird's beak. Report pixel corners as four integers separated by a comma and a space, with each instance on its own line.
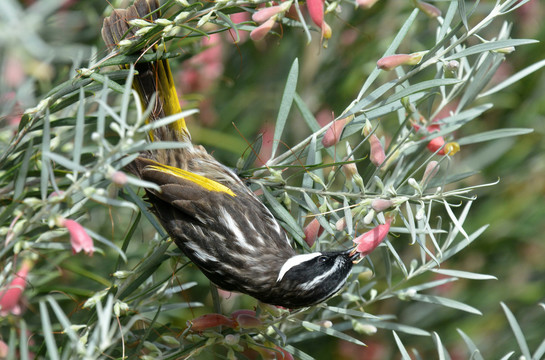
346, 247, 362, 264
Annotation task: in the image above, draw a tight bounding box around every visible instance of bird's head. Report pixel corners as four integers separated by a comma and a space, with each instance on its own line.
268, 248, 360, 308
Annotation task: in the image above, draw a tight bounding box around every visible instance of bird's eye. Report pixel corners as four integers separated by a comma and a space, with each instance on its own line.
319, 256, 327, 262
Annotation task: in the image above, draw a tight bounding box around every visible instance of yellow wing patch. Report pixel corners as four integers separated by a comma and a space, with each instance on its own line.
147, 162, 236, 197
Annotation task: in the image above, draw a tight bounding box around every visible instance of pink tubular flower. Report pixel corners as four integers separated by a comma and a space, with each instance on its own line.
303, 218, 324, 247
307, 0, 332, 39
356, 0, 379, 8
250, 17, 276, 41
0, 260, 33, 316
188, 313, 237, 332
322, 118, 347, 147
61, 219, 94, 256
415, 1, 441, 17
252, 5, 286, 23
369, 134, 385, 166
353, 220, 391, 256
377, 53, 424, 71
422, 160, 439, 184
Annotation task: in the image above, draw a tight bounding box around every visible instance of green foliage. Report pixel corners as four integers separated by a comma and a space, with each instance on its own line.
1, 0, 544, 359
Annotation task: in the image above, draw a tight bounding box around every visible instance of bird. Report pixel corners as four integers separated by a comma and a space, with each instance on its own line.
101, 0, 360, 309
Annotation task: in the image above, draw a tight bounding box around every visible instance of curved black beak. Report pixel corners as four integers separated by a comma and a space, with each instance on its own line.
345, 247, 361, 263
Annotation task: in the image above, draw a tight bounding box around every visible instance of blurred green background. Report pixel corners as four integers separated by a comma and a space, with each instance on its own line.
1, 0, 544, 358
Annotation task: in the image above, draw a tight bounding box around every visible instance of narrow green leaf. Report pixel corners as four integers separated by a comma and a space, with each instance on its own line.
393, 331, 412, 360
432, 269, 497, 280
499, 352, 515, 360
384, 79, 460, 105
43, 151, 87, 173
533, 336, 545, 360
479, 59, 545, 98
14, 138, 33, 199
41, 110, 51, 200
39, 301, 60, 360
457, 128, 533, 145
261, 186, 307, 247
19, 320, 29, 360
46, 297, 79, 344
432, 332, 447, 360
410, 293, 482, 315
442, 225, 488, 261
283, 344, 315, 360
457, 328, 484, 360
443, 199, 469, 241
445, 39, 538, 60
367, 320, 429, 336
217, 11, 239, 43
501, 302, 531, 359
90, 72, 126, 93
458, 0, 468, 30
294, 93, 321, 133
271, 58, 299, 159
73, 87, 85, 177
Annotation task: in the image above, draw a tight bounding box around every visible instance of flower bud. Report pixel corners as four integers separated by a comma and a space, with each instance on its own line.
493, 46, 516, 54
250, 18, 276, 41
224, 334, 240, 346
369, 134, 385, 167
155, 18, 172, 27
235, 313, 262, 329
371, 199, 393, 212
128, 19, 151, 27
188, 314, 236, 332
352, 320, 378, 335
335, 217, 346, 231
252, 5, 285, 23
342, 161, 358, 181
353, 220, 391, 256
322, 118, 347, 147
303, 218, 324, 247
422, 160, 439, 184
415, 1, 441, 17
111, 170, 128, 186
377, 52, 424, 71
356, 0, 379, 9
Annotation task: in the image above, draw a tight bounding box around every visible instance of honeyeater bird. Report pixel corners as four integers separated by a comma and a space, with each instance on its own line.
102, 0, 359, 308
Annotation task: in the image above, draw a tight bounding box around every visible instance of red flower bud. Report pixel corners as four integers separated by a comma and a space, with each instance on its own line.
61, 219, 94, 256
252, 5, 285, 23
0, 260, 33, 316
422, 160, 439, 184
353, 220, 391, 256
377, 53, 424, 71
322, 118, 347, 147
187, 313, 237, 332
371, 199, 393, 212
356, 0, 379, 8
415, 1, 441, 17
369, 134, 385, 166
235, 313, 262, 328
111, 171, 128, 186
250, 18, 276, 41
303, 218, 324, 247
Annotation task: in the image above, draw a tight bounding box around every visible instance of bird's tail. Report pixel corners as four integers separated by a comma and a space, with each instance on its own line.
101, 0, 190, 143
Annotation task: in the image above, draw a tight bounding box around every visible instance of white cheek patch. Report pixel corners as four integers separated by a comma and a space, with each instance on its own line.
276, 253, 322, 282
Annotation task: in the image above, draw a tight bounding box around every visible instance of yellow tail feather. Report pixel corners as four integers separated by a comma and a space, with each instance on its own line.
102, 0, 190, 142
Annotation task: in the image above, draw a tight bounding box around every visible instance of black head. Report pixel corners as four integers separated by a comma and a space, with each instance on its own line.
270, 249, 359, 308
